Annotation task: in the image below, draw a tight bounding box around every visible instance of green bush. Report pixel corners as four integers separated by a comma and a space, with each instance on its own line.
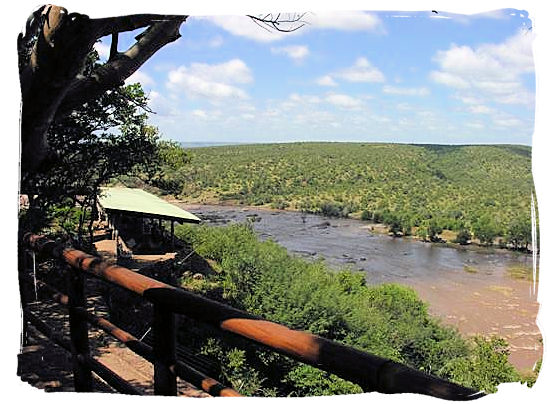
506, 216, 532, 250
360, 210, 372, 221
440, 336, 519, 393
473, 215, 499, 246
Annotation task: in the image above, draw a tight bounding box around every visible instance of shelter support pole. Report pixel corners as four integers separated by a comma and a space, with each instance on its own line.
171, 221, 175, 250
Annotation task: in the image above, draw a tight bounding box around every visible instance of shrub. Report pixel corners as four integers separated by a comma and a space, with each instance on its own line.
439, 336, 519, 393
455, 227, 472, 245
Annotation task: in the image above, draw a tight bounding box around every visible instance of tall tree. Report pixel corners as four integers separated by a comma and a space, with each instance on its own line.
19, 50, 162, 240
18, 4, 187, 178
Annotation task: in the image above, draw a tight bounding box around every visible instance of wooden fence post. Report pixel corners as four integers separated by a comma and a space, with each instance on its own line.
66, 264, 93, 392
153, 304, 177, 395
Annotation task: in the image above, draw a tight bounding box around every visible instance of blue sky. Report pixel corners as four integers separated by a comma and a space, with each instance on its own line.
95, 9, 535, 145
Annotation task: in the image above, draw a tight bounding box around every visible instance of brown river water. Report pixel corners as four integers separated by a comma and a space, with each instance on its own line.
179, 204, 542, 371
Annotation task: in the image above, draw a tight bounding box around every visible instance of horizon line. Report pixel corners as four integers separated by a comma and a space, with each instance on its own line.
177, 140, 532, 147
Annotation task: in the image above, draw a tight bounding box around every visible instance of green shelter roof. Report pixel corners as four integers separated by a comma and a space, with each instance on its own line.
98, 187, 200, 223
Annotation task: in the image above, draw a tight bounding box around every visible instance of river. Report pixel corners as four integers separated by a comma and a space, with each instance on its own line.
178, 203, 541, 371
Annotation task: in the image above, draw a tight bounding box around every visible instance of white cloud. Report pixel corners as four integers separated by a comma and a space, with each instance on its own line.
241, 113, 255, 120
263, 109, 280, 118
454, 95, 482, 105
126, 70, 155, 88
173, 78, 247, 100
282, 93, 321, 109
176, 59, 252, 84
306, 11, 384, 32
271, 45, 309, 62
430, 30, 534, 106
493, 117, 523, 127
396, 102, 413, 110
208, 35, 224, 48
167, 59, 252, 101
325, 93, 363, 109
236, 103, 257, 113
94, 42, 110, 60
192, 109, 208, 119
148, 91, 178, 116
444, 9, 513, 25
382, 85, 430, 96
289, 93, 320, 103
429, 71, 470, 89
190, 109, 224, 121
467, 104, 493, 114
198, 15, 287, 42
335, 57, 385, 83
371, 115, 391, 123
466, 121, 485, 129
200, 11, 384, 43
316, 75, 338, 87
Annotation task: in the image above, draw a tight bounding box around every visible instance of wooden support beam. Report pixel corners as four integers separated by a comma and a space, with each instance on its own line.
18, 250, 32, 346
153, 304, 177, 395
66, 264, 93, 392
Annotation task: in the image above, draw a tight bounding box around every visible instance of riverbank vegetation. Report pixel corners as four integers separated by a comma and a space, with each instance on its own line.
151, 142, 535, 251
172, 222, 530, 395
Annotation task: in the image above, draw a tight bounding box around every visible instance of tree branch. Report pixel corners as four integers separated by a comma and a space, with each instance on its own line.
91, 14, 187, 39
55, 18, 185, 121
109, 32, 119, 61
247, 13, 307, 33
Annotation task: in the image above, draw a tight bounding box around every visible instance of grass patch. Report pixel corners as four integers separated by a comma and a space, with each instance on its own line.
463, 265, 479, 274
488, 285, 514, 296
507, 266, 536, 282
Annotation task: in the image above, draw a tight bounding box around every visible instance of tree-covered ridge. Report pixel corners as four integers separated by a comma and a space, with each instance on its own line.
158, 142, 534, 247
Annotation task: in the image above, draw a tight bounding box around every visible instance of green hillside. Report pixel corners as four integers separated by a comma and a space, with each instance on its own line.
154, 142, 535, 247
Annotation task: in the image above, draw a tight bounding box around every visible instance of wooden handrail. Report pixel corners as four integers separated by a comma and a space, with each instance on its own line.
23, 233, 485, 400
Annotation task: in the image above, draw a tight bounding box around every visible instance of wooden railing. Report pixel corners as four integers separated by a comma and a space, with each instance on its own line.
19, 233, 485, 400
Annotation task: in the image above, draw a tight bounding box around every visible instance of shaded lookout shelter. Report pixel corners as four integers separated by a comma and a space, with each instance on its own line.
97, 187, 200, 255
